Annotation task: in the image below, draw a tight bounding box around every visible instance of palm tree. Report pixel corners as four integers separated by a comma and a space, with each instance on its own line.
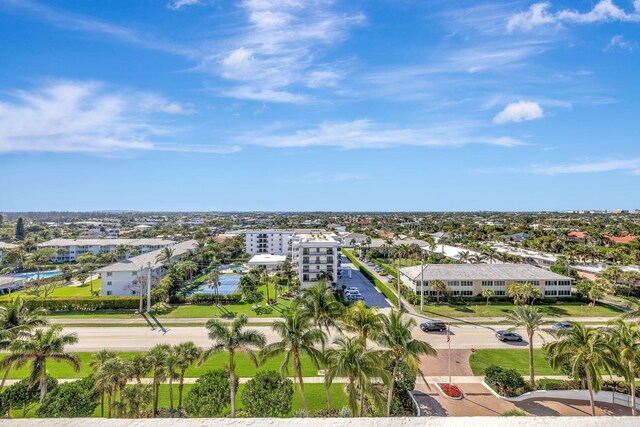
280, 258, 295, 291
129, 353, 149, 385
0, 298, 48, 388
1, 325, 79, 403
606, 319, 640, 416
262, 309, 325, 416
155, 247, 175, 266
374, 309, 436, 416
173, 341, 201, 408
325, 336, 389, 417
458, 250, 471, 264
122, 384, 152, 418
209, 269, 220, 306
261, 267, 271, 304
94, 358, 126, 418
431, 280, 448, 303
181, 260, 198, 281
341, 300, 384, 348
545, 323, 621, 416
505, 306, 544, 385
300, 280, 344, 409
482, 288, 494, 306
147, 344, 171, 417
90, 349, 118, 416
204, 315, 266, 417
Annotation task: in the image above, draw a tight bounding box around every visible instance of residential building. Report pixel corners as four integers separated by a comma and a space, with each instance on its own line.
500, 232, 533, 243
290, 232, 340, 288
38, 238, 175, 262
0, 276, 24, 294
96, 240, 196, 297
0, 242, 18, 264
247, 254, 287, 271
340, 232, 367, 246
399, 264, 573, 298
244, 229, 324, 256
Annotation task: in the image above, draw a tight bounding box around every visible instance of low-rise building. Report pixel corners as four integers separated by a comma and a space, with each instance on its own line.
95, 240, 197, 297
399, 264, 572, 298
0, 242, 18, 264
340, 232, 367, 247
247, 254, 287, 271
38, 238, 175, 262
0, 276, 25, 295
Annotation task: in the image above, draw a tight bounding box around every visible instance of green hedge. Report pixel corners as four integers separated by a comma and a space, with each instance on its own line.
0, 296, 139, 311
189, 293, 242, 304
342, 249, 399, 306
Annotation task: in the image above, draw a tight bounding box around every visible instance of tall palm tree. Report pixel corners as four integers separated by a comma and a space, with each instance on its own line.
280, 259, 295, 291
204, 315, 266, 417
374, 309, 436, 416
0, 298, 48, 388
261, 267, 271, 303
1, 325, 79, 403
606, 319, 640, 416
545, 323, 621, 416
155, 247, 175, 266
173, 341, 201, 409
505, 306, 544, 385
325, 336, 389, 417
122, 384, 152, 419
262, 309, 325, 416
300, 280, 344, 409
90, 349, 117, 416
209, 269, 220, 306
94, 358, 126, 418
147, 344, 171, 417
129, 353, 149, 385
342, 301, 384, 349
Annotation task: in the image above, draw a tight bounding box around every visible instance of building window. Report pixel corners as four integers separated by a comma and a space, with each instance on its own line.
460, 281, 473, 287
132, 290, 137, 295
481, 281, 493, 287
495, 281, 505, 287
448, 281, 459, 287
107, 281, 112, 286
494, 290, 505, 296
132, 272, 137, 276
106, 272, 112, 277
106, 291, 112, 296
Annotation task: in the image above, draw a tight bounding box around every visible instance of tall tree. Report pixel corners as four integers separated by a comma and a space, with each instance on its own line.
342, 300, 384, 348
15, 217, 25, 240
606, 319, 640, 416
374, 309, 436, 416
173, 341, 201, 408
89, 349, 117, 416
204, 315, 266, 417
147, 344, 171, 417
505, 305, 544, 385
262, 309, 325, 416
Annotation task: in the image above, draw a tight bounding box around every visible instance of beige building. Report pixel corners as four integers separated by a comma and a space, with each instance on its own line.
39, 238, 175, 262
399, 264, 572, 297
290, 232, 340, 288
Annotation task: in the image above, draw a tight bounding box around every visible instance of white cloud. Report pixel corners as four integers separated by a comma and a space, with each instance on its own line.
0, 81, 228, 155
508, 1, 640, 32
493, 101, 544, 124
605, 35, 637, 51
532, 158, 640, 175
206, 0, 365, 102
167, 0, 201, 10
235, 119, 523, 149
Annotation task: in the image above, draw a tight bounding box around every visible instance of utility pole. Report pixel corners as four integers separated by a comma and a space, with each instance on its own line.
420, 258, 425, 312
146, 261, 152, 313
138, 267, 143, 313
396, 256, 401, 310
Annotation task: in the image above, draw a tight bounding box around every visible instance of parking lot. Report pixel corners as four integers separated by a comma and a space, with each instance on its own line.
337, 255, 391, 308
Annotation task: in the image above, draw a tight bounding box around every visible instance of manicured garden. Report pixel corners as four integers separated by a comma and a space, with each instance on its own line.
0, 278, 101, 301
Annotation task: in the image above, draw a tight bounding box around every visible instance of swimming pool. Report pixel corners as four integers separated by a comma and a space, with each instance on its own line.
8, 270, 62, 281
229, 266, 247, 272
194, 274, 241, 295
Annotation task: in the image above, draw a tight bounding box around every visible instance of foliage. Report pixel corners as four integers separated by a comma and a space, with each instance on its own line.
189, 293, 241, 304
240, 370, 294, 417
0, 376, 57, 417
37, 376, 99, 417
0, 296, 139, 311
439, 383, 462, 398
184, 369, 233, 417
484, 365, 529, 397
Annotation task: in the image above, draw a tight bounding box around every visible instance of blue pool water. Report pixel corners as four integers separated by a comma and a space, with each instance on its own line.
194, 274, 241, 295
229, 266, 247, 272
9, 270, 62, 281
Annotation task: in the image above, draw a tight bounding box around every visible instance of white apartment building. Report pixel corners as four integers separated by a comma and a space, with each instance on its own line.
399, 264, 573, 298
247, 254, 287, 271
38, 238, 175, 262
96, 240, 196, 297
0, 242, 18, 264
290, 232, 340, 288
244, 229, 325, 256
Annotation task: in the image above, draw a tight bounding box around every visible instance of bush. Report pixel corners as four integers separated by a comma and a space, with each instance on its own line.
38, 376, 99, 417
535, 378, 581, 391
602, 380, 640, 397
484, 365, 529, 397
240, 370, 293, 417
439, 383, 462, 398
0, 376, 58, 417
0, 296, 139, 311
189, 293, 242, 304
501, 409, 526, 416
184, 370, 233, 417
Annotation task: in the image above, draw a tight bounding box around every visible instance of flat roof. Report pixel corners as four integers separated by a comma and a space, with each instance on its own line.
248, 254, 287, 263
0, 242, 18, 250
0, 276, 24, 286
39, 238, 174, 247
399, 264, 572, 281
95, 240, 196, 273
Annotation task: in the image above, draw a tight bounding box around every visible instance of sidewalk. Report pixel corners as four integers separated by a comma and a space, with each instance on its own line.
52, 317, 281, 325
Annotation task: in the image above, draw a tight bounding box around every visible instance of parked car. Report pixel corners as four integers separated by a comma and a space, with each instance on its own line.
496, 331, 523, 342
387, 277, 395, 283
345, 287, 359, 292
552, 322, 573, 331
420, 321, 447, 332
347, 294, 364, 301
344, 290, 361, 296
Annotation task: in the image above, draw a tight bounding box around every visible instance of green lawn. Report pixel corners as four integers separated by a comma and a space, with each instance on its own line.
469, 349, 561, 376
418, 301, 623, 319
9, 383, 348, 418
0, 278, 102, 301
2, 351, 324, 380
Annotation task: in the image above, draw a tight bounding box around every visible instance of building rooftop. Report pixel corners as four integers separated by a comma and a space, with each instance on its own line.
399, 263, 572, 281
0, 276, 24, 286
95, 240, 197, 273
248, 254, 287, 263
39, 238, 174, 247
0, 242, 18, 250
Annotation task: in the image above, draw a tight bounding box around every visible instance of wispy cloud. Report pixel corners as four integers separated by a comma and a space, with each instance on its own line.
199, 0, 365, 102
532, 158, 640, 175
0, 80, 236, 155
493, 100, 544, 124
235, 119, 524, 149
508, 1, 640, 32
167, 0, 201, 10
604, 34, 637, 51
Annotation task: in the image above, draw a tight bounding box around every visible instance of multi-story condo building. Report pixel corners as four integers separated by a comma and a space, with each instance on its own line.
38, 238, 175, 262
0, 242, 18, 264
290, 232, 340, 288
244, 229, 324, 256
399, 264, 573, 298
95, 240, 196, 297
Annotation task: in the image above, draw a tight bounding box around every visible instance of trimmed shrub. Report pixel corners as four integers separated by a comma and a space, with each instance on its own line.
240, 370, 293, 417
184, 370, 233, 418
0, 376, 58, 417
0, 296, 139, 311
38, 376, 99, 417
484, 365, 529, 397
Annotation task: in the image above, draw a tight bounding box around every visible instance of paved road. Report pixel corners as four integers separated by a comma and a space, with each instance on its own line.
62, 323, 557, 352
337, 255, 391, 309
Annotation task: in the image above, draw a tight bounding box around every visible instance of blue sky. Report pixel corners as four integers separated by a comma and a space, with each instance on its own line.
1, 0, 639, 211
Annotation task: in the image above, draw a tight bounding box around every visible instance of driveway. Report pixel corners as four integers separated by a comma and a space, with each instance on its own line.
337, 256, 391, 309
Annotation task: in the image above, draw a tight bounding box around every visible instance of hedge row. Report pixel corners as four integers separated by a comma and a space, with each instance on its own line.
0, 296, 139, 311
189, 293, 242, 304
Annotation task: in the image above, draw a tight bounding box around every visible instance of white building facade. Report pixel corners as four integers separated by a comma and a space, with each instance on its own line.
244, 229, 325, 256
399, 264, 573, 298
290, 233, 340, 288
39, 238, 175, 263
